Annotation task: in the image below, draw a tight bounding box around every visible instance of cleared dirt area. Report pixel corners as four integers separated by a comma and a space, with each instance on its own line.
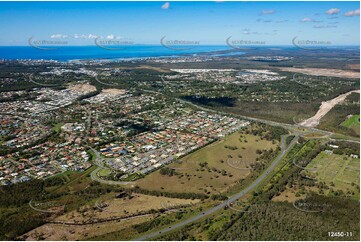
299, 90, 360, 128
101, 88, 127, 95
279, 67, 360, 79
55, 193, 198, 223
22, 193, 198, 240
68, 83, 97, 93
134, 131, 278, 195
272, 188, 307, 203
23, 215, 151, 241
347, 64, 360, 70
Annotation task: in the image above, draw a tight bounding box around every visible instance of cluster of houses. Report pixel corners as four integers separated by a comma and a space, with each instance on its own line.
235, 69, 287, 83
0, 85, 96, 115
0, 138, 91, 185
0, 115, 52, 149
99, 110, 249, 176
168, 68, 287, 85
84, 89, 130, 104
0, 86, 250, 184
101, 129, 209, 175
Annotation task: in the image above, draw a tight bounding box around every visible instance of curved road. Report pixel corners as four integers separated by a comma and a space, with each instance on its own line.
85, 89, 356, 239
89, 147, 134, 185
134, 135, 299, 241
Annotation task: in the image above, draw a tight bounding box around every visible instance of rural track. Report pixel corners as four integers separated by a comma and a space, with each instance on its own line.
133, 135, 299, 241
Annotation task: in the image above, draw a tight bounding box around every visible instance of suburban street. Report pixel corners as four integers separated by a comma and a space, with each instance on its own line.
89, 147, 135, 185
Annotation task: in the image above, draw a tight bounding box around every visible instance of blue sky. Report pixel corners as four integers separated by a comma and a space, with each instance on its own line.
0, 1, 359, 46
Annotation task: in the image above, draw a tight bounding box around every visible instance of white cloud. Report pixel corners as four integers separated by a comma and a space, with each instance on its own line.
344, 9, 360, 17
73, 34, 83, 39
50, 34, 68, 39
161, 2, 170, 10
73, 34, 98, 39
105, 35, 123, 40
88, 34, 98, 39
326, 8, 340, 15
313, 25, 337, 29
106, 35, 115, 40
261, 10, 276, 15
300, 18, 313, 22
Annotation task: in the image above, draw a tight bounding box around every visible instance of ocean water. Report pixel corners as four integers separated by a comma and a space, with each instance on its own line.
0, 45, 238, 61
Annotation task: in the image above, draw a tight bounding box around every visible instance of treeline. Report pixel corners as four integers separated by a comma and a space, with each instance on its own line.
158, 140, 360, 241
181, 95, 236, 107
0, 179, 49, 240
241, 123, 288, 142
0, 179, 44, 207
215, 195, 359, 241
127, 186, 209, 200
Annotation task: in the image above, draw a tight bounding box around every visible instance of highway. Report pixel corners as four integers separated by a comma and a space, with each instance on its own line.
141, 89, 334, 137
134, 135, 299, 241
85, 90, 357, 239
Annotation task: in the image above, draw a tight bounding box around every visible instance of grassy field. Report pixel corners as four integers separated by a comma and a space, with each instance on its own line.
52, 123, 64, 133
23, 195, 214, 241
341, 114, 360, 135
304, 151, 360, 197
23, 214, 152, 241
98, 168, 112, 177
56, 192, 199, 223
134, 128, 278, 195
45, 166, 96, 195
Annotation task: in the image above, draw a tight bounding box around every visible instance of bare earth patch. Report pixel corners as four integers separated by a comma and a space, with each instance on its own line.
299, 90, 360, 128
21, 193, 198, 240
101, 88, 127, 95
278, 67, 359, 79
272, 188, 306, 203
68, 83, 97, 93
22, 215, 151, 241
347, 64, 360, 71
54, 193, 198, 223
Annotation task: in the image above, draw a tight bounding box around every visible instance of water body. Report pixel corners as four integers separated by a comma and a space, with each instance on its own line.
0, 45, 238, 61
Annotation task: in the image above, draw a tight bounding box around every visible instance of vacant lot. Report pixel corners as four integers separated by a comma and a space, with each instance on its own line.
135, 129, 278, 195
278, 67, 359, 79
304, 151, 360, 196
68, 83, 97, 92
23, 214, 151, 241
55, 193, 198, 223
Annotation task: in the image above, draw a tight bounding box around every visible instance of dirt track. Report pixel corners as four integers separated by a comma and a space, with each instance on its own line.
299, 90, 360, 128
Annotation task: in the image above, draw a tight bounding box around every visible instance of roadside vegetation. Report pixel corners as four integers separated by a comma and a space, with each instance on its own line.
155, 138, 360, 241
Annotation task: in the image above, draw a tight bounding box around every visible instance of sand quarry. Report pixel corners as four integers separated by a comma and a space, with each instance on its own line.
299, 90, 360, 128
